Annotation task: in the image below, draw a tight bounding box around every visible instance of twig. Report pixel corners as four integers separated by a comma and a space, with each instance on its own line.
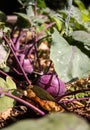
0, 90, 45, 116
36, 22, 55, 42
56, 88, 90, 101
3, 35, 31, 85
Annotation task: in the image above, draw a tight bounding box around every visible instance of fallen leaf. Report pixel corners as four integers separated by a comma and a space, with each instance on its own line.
24, 86, 64, 112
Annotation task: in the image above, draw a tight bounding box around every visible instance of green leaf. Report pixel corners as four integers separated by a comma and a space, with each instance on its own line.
74, 0, 85, 10
50, 28, 90, 82
26, 5, 34, 17
15, 13, 31, 28
32, 15, 47, 24
31, 85, 55, 102
74, 0, 90, 22
0, 77, 16, 112
59, 5, 90, 31
0, 11, 6, 22
0, 42, 10, 69
37, 0, 46, 9
70, 6, 90, 30
2, 113, 89, 130
17, 0, 24, 6
6, 76, 17, 90
17, 0, 34, 8
71, 31, 90, 47
52, 17, 63, 31
0, 77, 7, 89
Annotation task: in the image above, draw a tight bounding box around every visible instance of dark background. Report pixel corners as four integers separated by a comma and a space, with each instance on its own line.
0, 0, 90, 15
0, 0, 21, 14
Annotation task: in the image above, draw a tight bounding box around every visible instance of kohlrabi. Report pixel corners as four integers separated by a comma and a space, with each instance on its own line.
37, 73, 65, 98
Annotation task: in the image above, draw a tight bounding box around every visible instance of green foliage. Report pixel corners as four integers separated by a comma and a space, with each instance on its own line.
17, 0, 34, 7
0, 11, 6, 22
26, 4, 34, 17
0, 41, 10, 69
18, 0, 46, 8
71, 31, 90, 49
6, 77, 17, 90
49, 14, 63, 31
49, 0, 90, 82
74, 0, 86, 10
2, 113, 89, 130
74, 0, 90, 22
0, 77, 16, 112
59, 4, 90, 33
50, 28, 90, 82
15, 12, 31, 28
31, 85, 55, 101
0, 0, 89, 124
37, 0, 46, 9
75, 92, 88, 99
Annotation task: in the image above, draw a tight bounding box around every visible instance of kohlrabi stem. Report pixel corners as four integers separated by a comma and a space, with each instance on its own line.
56, 88, 90, 100
0, 69, 22, 86
36, 22, 55, 42
0, 69, 11, 77
0, 90, 45, 116
14, 30, 26, 50
34, 37, 42, 72
3, 35, 31, 85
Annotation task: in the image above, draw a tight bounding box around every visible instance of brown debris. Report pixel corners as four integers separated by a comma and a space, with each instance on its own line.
24, 88, 64, 112
0, 106, 27, 128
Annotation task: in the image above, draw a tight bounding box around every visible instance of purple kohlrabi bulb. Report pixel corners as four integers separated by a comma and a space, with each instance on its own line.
23, 59, 33, 73
37, 73, 65, 98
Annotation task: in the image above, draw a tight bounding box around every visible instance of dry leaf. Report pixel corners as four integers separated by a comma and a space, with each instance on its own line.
24, 88, 64, 112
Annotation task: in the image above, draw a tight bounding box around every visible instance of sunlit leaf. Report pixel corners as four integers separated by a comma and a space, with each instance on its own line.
26, 5, 34, 17
74, 0, 85, 10
0, 77, 16, 112
6, 76, 17, 90
0, 42, 10, 69
52, 17, 63, 31
71, 31, 90, 47
37, 0, 46, 9
0, 77, 7, 89
59, 5, 90, 31
50, 28, 90, 82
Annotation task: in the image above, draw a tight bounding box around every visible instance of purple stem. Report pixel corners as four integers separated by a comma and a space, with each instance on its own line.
3, 35, 31, 85
0, 90, 45, 116
0, 69, 22, 86
12, 67, 23, 75
57, 88, 90, 100
0, 69, 11, 77
34, 38, 42, 72
36, 22, 55, 42
14, 31, 26, 50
